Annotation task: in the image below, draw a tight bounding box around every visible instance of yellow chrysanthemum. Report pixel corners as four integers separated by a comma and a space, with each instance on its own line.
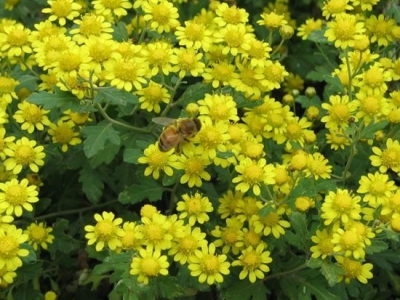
370, 138, 400, 173
42, 0, 82, 26
176, 192, 213, 226
130, 247, 169, 284
0, 224, 29, 271
25, 222, 55, 251
48, 120, 82, 152
321, 189, 361, 225
13, 101, 51, 133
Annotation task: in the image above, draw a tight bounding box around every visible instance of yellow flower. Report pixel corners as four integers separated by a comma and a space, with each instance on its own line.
0, 23, 32, 58
0, 224, 29, 271
322, 0, 353, 20
48, 120, 82, 152
92, 0, 132, 17
175, 147, 211, 187
175, 20, 213, 52
235, 196, 263, 223
232, 157, 275, 196
136, 81, 170, 114
357, 172, 396, 207
142, 0, 180, 33
0, 265, 17, 286
232, 243, 272, 283
324, 13, 365, 49
326, 128, 351, 150
188, 242, 230, 285
213, 23, 252, 56
118, 222, 143, 251
310, 229, 334, 259
305, 152, 332, 180
171, 47, 205, 78
321, 189, 361, 225
355, 63, 392, 95
332, 227, 366, 259
130, 247, 169, 284
198, 93, 239, 123
241, 37, 272, 68
351, 0, 380, 11
365, 14, 396, 46
354, 90, 389, 123
203, 60, 238, 89
0, 75, 19, 105
70, 13, 113, 45
297, 18, 323, 40
25, 222, 55, 251
217, 190, 243, 219
142, 40, 174, 76
259, 60, 289, 92
295, 196, 315, 213
370, 138, 400, 174
321, 95, 358, 130
250, 206, 290, 238
212, 217, 244, 255
84, 211, 124, 251
140, 213, 173, 251
195, 118, 230, 160
13, 101, 51, 133
176, 192, 213, 226
213, 2, 249, 27
3, 137, 45, 175
336, 256, 373, 284
42, 0, 82, 26
257, 11, 287, 29
168, 225, 207, 264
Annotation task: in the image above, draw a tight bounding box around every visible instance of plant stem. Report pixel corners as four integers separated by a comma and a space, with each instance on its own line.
264, 263, 307, 281
315, 42, 336, 70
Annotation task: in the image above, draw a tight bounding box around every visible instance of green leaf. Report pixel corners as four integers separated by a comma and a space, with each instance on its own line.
295, 95, 322, 109
89, 142, 120, 168
296, 271, 342, 300
94, 87, 139, 106
306, 66, 333, 82
259, 204, 276, 217
321, 261, 343, 287
123, 148, 143, 164
158, 276, 187, 299
366, 240, 388, 254
221, 280, 269, 300
307, 258, 323, 269
79, 164, 104, 203
112, 21, 129, 41
359, 120, 389, 139
176, 82, 213, 107
307, 29, 329, 44
323, 75, 345, 95
289, 212, 308, 248
81, 122, 121, 158
119, 180, 163, 204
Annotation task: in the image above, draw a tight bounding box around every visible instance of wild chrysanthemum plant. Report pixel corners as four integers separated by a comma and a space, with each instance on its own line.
0, 0, 399, 298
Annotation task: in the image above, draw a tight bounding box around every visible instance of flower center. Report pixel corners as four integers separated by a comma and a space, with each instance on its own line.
334, 193, 352, 210
152, 4, 170, 24
331, 103, 350, 122
201, 254, 220, 274
58, 52, 82, 72
0, 77, 17, 94
180, 236, 197, 253
15, 145, 35, 165
370, 181, 386, 195
243, 165, 263, 183
145, 224, 163, 241
0, 236, 19, 258
222, 228, 238, 245
286, 123, 302, 139
80, 17, 103, 36
187, 198, 202, 214
364, 69, 383, 87
261, 212, 279, 226
381, 148, 399, 168
141, 257, 160, 276
242, 251, 260, 268
148, 151, 168, 167
5, 184, 27, 205
340, 231, 359, 250
8, 28, 28, 46
53, 124, 74, 143
30, 226, 47, 241
51, 0, 72, 17
96, 221, 113, 238
361, 96, 380, 115
22, 105, 44, 123
186, 158, 204, 175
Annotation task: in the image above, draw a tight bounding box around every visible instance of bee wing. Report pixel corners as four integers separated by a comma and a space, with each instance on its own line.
152, 117, 176, 126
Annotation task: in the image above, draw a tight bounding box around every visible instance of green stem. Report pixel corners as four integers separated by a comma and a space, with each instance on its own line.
95, 103, 150, 133
315, 42, 336, 70
264, 263, 307, 281
35, 200, 119, 221
344, 47, 353, 100
271, 39, 285, 56
342, 121, 364, 184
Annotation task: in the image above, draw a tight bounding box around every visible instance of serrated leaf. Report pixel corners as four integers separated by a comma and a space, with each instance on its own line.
81, 123, 121, 158
306, 66, 333, 82
94, 87, 138, 106
158, 276, 187, 299
176, 82, 213, 107
285, 231, 303, 248
295, 95, 322, 109
366, 240, 388, 254
359, 120, 389, 139
321, 262, 343, 287
123, 148, 143, 164
79, 164, 104, 203
307, 29, 329, 44
89, 142, 120, 168
118, 180, 163, 204
289, 212, 308, 247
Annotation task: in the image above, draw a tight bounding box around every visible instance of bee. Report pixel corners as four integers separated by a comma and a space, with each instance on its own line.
152, 117, 202, 152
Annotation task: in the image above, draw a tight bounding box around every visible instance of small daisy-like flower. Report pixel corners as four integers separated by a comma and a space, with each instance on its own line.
242, 227, 263, 248
70, 13, 113, 45
232, 243, 272, 283
0, 224, 29, 271
324, 13, 365, 49
0, 75, 19, 105
25, 222, 55, 251
143, 40, 174, 76
136, 81, 170, 114
213, 23, 252, 56
177, 192, 213, 226
365, 14, 396, 46
211, 218, 244, 255
168, 225, 207, 264
332, 227, 366, 259
84, 211, 124, 252
203, 60, 237, 89
13, 101, 51, 133
354, 90, 389, 122
357, 172, 396, 207
0, 23, 32, 58
336, 256, 373, 284
251, 206, 290, 239
242, 38, 272, 68
257, 11, 287, 30
297, 18, 323, 40
370, 138, 400, 174
140, 213, 173, 251
52, 45, 92, 78
213, 2, 249, 27
175, 148, 211, 187
81, 37, 117, 76
130, 247, 169, 284
0, 265, 17, 285
280, 116, 311, 150
217, 190, 243, 219
195, 118, 230, 160
188, 242, 230, 285
295, 196, 315, 213
119, 222, 143, 251
232, 157, 275, 196
310, 229, 335, 259
171, 47, 205, 78
92, 0, 132, 17
3, 137, 45, 175
235, 196, 263, 223
351, 0, 380, 11
175, 20, 212, 52
42, 0, 82, 26
0, 179, 38, 217
259, 60, 289, 92
104, 55, 148, 92
326, 128, 351, 150
48, 120, 82, 152
321, 95, 358, 130
355, 63, 392, 95
142, 0, 180, 33
230, 61, 264, 99
322, 0, 353, 20
304, 152, 332, 180
198, 94, 239, 123
321, 189, 361, 225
